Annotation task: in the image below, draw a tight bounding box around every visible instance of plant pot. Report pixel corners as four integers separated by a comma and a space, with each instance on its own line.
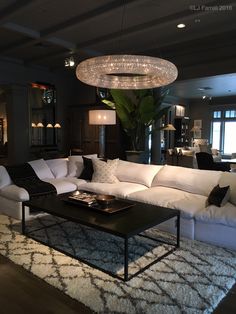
125, 150, 145, 163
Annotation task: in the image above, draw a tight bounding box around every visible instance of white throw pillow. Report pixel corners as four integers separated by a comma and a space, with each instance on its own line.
46, 158, 68, 178
92, 159, 119, 183
152, 165, 222, 196
28, 159, 54, 180
68, 154, 97, 177
0, 166, 12, 189
116, 160, 163, 187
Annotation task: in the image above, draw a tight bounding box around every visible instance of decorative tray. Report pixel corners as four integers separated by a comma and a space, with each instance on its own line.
63, 192, 134, 214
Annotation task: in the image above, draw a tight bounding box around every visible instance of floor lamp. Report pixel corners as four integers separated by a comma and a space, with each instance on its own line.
89, 110, 116, 158
162, 124, 176, 149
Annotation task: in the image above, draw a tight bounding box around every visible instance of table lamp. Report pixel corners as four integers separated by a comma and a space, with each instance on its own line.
89, 110, 116, 158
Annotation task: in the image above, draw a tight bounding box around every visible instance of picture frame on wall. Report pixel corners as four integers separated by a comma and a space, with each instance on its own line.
175, 105, 185, 117
194, 119, 202, 128
193, 120, 202, 138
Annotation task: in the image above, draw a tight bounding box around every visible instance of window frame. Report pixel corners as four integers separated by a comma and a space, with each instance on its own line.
211, 106, 236, 155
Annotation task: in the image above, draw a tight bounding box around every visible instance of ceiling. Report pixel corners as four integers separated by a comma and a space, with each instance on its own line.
0, 0, 236, 98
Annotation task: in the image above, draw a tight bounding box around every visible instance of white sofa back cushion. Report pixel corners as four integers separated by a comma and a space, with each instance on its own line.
152, 165, 222, 196
0, 166, 12, 189
68, 154, 97, 177
28, 159, 54, 180
116, 160, 163, 187
46, 158, 68, 178
219, 172, 236, 206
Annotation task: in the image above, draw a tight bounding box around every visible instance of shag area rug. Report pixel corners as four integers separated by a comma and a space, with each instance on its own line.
0, 214, 236, 314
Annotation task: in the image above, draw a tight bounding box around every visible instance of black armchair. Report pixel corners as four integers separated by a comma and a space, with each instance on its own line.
196, 152, 231, 172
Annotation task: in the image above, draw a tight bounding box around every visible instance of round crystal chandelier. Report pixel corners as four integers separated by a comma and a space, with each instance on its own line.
76, 54, 178, 89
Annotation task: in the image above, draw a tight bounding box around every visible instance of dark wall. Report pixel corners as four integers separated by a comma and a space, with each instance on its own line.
189, 96, 236, 144
0, 59, 79, 163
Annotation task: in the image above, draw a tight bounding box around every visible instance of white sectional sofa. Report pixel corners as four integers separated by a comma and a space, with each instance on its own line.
0, 156, 236, 251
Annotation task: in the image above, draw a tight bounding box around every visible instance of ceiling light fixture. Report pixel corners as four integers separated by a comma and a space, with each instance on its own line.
76, 55, 178, 89
75, 1, 177, 89
177, 23, 186, 29
65, 56, 75, 67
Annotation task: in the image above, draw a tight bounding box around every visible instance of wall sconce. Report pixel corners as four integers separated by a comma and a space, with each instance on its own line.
46, 123, 53, 128
36, 122, 44, 128
89, 110, 116, 158
54, 123, 61, 128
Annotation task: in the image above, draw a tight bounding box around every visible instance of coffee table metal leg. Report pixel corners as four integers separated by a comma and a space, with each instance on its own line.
176, 213, 180, 247
124, 237, 129, 281
22, 204, 25, 235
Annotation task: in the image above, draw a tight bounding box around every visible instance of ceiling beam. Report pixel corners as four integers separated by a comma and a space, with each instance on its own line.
0, 0, 139, 54
0, 0, 41, 24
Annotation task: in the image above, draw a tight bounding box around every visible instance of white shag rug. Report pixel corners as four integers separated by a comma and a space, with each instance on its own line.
0, 214, 236, 314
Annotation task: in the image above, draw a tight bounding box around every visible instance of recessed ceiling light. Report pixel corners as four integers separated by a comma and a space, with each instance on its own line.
177, 23, 186, 29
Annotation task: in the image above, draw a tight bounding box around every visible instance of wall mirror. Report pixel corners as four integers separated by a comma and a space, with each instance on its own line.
29, 82, 57, 146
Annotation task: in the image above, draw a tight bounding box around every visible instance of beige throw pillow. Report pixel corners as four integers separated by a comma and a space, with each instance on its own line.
92, 159, 119, 183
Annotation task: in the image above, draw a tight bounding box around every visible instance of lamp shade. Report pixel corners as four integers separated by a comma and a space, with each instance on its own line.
162, 124, 176, 131
190, 126, 201, 132
54, 123, 61, 128
89, 110, 116, 125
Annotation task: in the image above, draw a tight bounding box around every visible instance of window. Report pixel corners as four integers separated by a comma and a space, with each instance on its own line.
211, 108, 236, 155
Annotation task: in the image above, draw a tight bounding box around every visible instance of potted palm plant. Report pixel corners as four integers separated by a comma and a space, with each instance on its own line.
102, 88, 170, 162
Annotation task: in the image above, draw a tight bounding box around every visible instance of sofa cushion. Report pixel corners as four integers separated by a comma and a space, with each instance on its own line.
219, 172, 236, 206
28, 159, 54, 179
46, 158, 68, 178
78, 182, 147, 198
207, 184, 230, 207
79, 156, 94, 180
0, 166, 12, 189
65, 177, 88, 188
68, 154, 97, 177
92, 158, 119, 183
127, 186, 206, 218
116, 160, 162, 187
43, 178, 77, 194
152, 165, 221, 196
195, 202, 236, 228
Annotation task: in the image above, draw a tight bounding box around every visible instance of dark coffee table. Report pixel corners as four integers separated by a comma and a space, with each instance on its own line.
22, 194, 180, 281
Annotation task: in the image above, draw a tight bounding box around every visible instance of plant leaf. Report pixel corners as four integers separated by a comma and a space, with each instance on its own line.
139, 95, 156, 124
110, 89, 135, 113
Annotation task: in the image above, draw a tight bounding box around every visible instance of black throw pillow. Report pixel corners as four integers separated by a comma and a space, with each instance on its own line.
78, 156, 94, 180
207, 184, 230, 207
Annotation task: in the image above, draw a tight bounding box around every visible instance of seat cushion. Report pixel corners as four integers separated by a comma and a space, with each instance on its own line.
78, 182, 147, 198
195, 202, 236, 228
116, 160, 162, 187
43, 178, 77, 194
127, 186, 207, 218
152, 165, 222, 196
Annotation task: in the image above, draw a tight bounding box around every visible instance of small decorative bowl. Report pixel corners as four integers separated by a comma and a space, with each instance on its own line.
96, 194, 115, 208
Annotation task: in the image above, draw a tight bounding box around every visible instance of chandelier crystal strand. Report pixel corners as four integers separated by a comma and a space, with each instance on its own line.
76, 55, 178, 89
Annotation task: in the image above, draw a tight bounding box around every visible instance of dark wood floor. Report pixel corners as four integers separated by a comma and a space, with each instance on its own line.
0, 254, 235, 314
0, 255, 92, 314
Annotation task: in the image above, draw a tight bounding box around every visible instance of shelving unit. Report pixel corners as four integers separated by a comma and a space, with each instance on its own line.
174, 117, 190, 147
